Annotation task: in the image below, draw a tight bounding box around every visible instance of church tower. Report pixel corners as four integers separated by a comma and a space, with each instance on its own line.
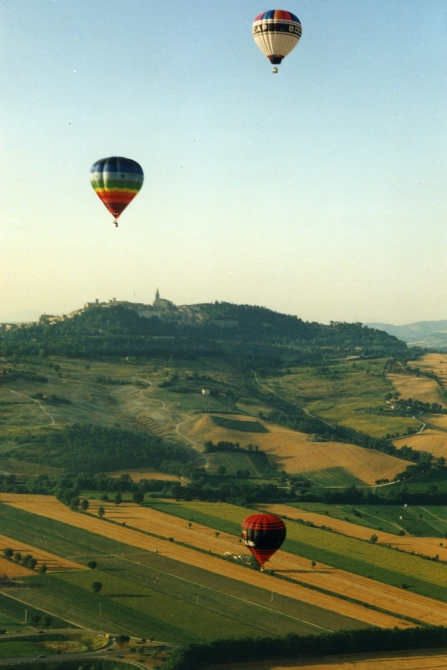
154, 288, 160, 305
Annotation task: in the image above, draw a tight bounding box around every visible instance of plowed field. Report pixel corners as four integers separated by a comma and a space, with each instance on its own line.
190, 415, 407, 485
205, 648, 447, 670
0, 494, 445, 628
259, 504, 447, 561
0, 533, 85, 573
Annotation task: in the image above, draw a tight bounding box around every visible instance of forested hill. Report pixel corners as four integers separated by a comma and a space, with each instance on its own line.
0, 302, 409, 360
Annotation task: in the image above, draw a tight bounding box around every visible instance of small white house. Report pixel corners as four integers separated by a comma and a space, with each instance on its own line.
202, 389, 210, 396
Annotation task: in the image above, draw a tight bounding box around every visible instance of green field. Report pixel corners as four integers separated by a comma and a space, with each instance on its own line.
302, 467, 367, 488
0, 503, 363, 641
206, 451, 276, 478
0, 593, 70, 633
267, 361, 420, 438
0, 640, 47, 658
291, 502, 447, 537
387, 468, 447, 494
149, 501, 447, 603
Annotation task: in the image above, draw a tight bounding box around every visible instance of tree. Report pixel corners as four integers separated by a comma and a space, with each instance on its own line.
87, 561, 97, 569
98, 506, 105, 518
92, 581, 102, 594
30, 614, 40, 628
114, 492, 122, 505
39, 564, 48, 575
80, 499, 89, 511
14, 552, 22, 563
3, 548, 13, 560
369, 534, 378, 544
42, 615, 53, 628
217, 465, 226, 476
132, 491, 144, 504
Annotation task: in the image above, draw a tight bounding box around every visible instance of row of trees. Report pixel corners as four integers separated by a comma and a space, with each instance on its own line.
163, 626, 447, 670
3, 547, 47, 573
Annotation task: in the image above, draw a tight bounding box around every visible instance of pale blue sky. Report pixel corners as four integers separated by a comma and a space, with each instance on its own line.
1, 1, 446, 324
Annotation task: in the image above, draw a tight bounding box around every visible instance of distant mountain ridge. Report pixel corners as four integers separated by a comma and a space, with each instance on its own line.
366, 320, 447, 349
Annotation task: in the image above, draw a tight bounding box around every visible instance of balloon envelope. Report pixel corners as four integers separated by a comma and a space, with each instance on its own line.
241, 513, 286, 566
90, 156, 144, 222
252, 10, 302, 65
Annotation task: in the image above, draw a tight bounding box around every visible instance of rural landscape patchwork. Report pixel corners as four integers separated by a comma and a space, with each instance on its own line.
1, 300, 447, 669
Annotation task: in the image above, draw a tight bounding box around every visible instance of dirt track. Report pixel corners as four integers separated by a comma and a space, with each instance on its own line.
1, 494, 447, 628
205, 648, 447, 670
260, 504, 447, 562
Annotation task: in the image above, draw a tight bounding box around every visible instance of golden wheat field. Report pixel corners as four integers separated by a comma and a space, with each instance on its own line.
190, 415, 407, 484
205, 648, 447, 670
0, 532, 85, 574
415, 354, 447, 382
259, 504, 447, 562
0, 556, 33, 577
387, 373, 445, 406
2, 494, 446, 628
393, 424, 447, 459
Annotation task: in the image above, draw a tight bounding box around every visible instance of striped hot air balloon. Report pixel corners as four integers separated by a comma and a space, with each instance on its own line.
241, 513, 286, 567
252, 10, 302, 72
90, 156, 144, 227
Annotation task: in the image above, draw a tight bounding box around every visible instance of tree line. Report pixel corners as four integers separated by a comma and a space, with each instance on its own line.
163, 626, 447, 670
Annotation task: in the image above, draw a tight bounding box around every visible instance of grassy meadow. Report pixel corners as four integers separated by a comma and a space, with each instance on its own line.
266, 360, 420, 438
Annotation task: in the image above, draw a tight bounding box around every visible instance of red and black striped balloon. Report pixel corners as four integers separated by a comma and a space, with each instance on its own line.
241, 513, 286, 566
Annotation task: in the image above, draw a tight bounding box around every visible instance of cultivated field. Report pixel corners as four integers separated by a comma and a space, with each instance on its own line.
107, 468, 182, 482
0, 533, 85, 574
205, 648, 447, 670
149, 501, 447, 624
263, 361, 418, 438
415, 353, 447, 383
7, 495, 447, 628
0, 501, 366, 640
258, 504, 447, 560
0, 495, 414, 629
190, 414, 407, 484
387, 373, 445, 406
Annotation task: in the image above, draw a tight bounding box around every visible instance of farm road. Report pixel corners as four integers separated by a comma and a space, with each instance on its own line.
7, 389, 56, 426
0, 494, 441, 629
132, 379, 209, 467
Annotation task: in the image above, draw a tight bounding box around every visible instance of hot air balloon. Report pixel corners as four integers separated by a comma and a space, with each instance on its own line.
252, 10, 302, 73
241, 513, 286, 567
90, 156, 144, 227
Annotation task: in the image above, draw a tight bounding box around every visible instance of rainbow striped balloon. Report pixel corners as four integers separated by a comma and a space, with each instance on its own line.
252, 9, 302, 66
90, 156, 144, 226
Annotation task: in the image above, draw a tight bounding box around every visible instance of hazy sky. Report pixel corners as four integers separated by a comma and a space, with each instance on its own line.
1, 1, 446, 325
